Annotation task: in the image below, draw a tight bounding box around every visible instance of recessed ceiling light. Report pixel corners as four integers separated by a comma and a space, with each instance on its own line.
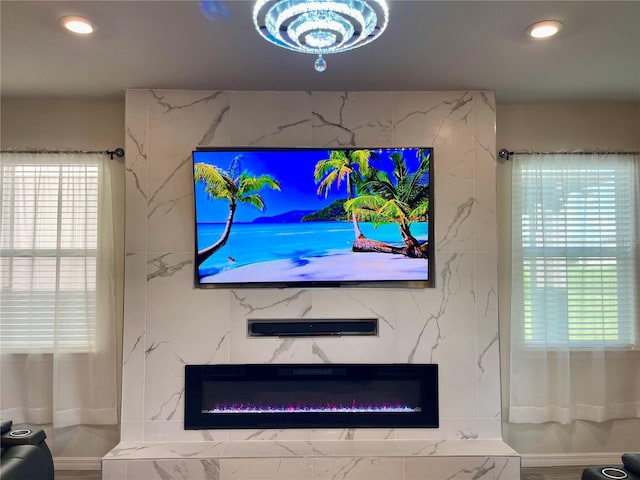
60, 16, 95, 35
527, 20, 563, 39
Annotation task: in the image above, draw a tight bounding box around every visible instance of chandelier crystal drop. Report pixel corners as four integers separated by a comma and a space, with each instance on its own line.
314, 55, 327, 72
253, 0, 389, 72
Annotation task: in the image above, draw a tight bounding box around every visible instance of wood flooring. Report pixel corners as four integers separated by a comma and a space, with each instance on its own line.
522, 466, 586, 480
56, 471, 102, 480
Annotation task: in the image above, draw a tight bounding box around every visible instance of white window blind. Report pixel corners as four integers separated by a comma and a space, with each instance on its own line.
512, 154, 638, 348
1, 158, 99, 351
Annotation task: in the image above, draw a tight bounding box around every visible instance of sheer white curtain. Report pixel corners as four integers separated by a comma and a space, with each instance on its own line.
0, 152, 118, 428
510, 153, 640, 424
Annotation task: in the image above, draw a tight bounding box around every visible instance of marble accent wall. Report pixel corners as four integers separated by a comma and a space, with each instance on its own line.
122, 89, 498, 443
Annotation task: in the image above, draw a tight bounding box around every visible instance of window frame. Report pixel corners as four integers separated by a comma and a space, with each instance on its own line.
512, 155, 639, 351
0, 157, 101, 353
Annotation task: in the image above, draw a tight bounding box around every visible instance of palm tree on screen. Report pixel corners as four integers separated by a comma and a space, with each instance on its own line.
194, 161, 280, 266
313, 149, 372, 239
344, 149, 430, 258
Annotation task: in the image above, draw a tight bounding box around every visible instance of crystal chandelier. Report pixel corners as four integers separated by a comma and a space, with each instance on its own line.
252, 0, 389, 72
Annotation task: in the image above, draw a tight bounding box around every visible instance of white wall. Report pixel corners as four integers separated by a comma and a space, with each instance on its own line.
1, 98, 125, 150
496, 103, 640, 153
496, 102, 640, 457
0, 97, 126, 461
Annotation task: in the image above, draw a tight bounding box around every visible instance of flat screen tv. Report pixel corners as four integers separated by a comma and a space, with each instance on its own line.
192, 147, 434, 288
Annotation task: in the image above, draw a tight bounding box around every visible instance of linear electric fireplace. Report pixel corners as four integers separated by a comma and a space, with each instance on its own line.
184, 364, 438, 429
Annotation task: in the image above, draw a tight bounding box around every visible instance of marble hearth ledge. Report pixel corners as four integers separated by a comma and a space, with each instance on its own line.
102, 439, 520, 480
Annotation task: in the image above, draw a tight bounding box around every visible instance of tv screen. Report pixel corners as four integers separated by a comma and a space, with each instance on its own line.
192, 147, 434, 288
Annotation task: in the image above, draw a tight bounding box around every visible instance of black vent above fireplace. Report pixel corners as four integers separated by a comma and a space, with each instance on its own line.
184, 364, 438, 429
247, 318, 378, 337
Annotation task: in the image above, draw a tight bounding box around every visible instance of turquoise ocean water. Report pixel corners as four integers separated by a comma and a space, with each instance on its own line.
197, 221, 428, 278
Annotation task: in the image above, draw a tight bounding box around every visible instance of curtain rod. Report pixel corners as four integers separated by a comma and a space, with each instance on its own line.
1, 148, 125, 160
498, 148, 640, 161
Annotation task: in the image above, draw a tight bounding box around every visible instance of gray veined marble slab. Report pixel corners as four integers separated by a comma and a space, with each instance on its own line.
312, 440, 404, 457
311, 91, 393, 147
221, 440, 314, 458
104, 441, 227, 459
396, 439, 518, 457
117, 88, 508, 479
103, 439, 517, 460
404, 456, 505, 480
220, 457, 314, 480
102, 439, 519, 479
230, 91, 312, 147
313, 456, 405, 480
126, 458, 221, 480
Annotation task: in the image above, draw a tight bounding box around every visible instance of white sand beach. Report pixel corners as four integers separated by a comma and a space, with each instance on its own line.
200, 250, 428, 284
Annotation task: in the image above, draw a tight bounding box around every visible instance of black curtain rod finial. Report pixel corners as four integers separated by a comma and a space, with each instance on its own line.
498, 149, 512, 161
107, 148, 125, 160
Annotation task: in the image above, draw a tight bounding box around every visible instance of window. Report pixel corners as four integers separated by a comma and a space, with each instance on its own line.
512, 154, 638, 348
1, 157, 100, 351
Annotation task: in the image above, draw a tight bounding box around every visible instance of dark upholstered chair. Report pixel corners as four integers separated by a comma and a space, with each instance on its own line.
0, 420, 54, 480
582, 454, 640, 480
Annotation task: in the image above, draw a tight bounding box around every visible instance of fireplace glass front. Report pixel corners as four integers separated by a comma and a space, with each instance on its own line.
185, 364, 438, 429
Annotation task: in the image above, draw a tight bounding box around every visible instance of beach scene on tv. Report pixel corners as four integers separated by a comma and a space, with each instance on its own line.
192, 147, 432, 285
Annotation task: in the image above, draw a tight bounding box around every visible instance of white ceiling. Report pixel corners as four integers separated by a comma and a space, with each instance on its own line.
1, 1, 639, 103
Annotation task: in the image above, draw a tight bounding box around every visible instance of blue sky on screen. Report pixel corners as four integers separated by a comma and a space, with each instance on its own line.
192, 148, 428, 223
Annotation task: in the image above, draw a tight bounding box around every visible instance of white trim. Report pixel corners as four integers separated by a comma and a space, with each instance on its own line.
57, 453, 627, 470
522, 453, 626, 468
54, 457, 102, 471
55, 453, 629, 470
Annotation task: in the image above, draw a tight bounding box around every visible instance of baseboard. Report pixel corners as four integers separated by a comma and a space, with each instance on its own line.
56, 453, 625, 470
53, 453, 627, 470
521, 453, 625, 468
54, 457, 102, 471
